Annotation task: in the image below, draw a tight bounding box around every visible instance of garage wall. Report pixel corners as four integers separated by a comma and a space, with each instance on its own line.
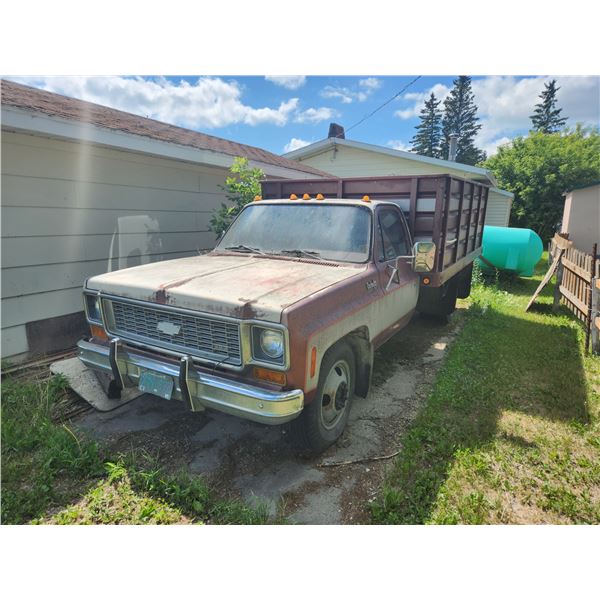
486, 189, 512, 227
562, 185, 600, 251
1, 130, 229, 360
294, 144, 512, 227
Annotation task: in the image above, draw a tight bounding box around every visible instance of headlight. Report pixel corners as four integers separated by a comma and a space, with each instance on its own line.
260, 329, 284, 359
84, 293, 102, 323
251, 326, 286, 366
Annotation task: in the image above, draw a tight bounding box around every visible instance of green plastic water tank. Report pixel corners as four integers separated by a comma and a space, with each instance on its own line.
478, 226, 543, 276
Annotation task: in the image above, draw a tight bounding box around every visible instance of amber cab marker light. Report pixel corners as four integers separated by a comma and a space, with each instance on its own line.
254, 195, 262, 201
90, 324, 108, 340
362, 195, 371, 203
253, 367, 286, 386
422, 276, 431, 285
302, 193, 311, 200
310, 346, 317, 378
316, 193, 324, 200
289, 193, 298, 200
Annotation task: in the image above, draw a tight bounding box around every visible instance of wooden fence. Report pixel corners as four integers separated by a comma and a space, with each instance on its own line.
549, 235, 600, 353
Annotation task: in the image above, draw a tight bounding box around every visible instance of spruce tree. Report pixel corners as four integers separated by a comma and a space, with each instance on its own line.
440, 76, 486, 165
530, 79, 568, 133
410, 92, 443, 158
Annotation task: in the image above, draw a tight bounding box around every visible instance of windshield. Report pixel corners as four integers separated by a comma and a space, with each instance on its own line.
217, 203, 372, 263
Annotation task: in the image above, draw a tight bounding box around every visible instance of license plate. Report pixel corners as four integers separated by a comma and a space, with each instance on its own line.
138, 370, 174, 400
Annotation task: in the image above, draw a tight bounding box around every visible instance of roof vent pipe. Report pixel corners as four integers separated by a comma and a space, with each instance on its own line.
448, 133, 459, 161
328, 123, 345, 139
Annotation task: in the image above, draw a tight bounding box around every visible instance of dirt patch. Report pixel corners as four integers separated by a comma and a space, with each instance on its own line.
74, 311, 464, 524
106, 412, 211, 471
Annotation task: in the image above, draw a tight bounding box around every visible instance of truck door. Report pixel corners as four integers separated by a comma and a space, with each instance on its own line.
374, 205, 420, 337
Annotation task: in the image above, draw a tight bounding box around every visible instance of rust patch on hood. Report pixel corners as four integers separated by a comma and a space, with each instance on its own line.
233, 298, 263, 319
154, 276, 196, 304
155, 289, 168, 304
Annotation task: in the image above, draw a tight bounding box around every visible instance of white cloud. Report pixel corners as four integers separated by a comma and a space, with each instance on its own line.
359, 77, 382, 90
321, 86, 356, 104
321, 78, 382, 104
394, 108, 417, 120
394, 76, 600, 156
386, 140, 412, 152
283, 138, 312, 153
265, 76, 306, 90
10, 75, 301, 129
472, 76, 599, 155
481, 136, 512, 156
394, 83, 451, 120
294, 106, 339, 124
243, 98, 299, 126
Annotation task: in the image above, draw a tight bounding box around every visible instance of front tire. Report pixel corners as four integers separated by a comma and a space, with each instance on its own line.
291, 342, 355, 454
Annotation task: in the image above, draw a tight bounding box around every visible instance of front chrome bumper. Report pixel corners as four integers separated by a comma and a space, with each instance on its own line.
77, 338, 304, 425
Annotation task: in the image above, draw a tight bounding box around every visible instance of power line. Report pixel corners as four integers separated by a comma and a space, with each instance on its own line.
337, 75, 422, 137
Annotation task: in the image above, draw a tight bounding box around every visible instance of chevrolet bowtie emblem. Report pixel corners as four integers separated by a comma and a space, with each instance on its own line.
157, 321, 181, 336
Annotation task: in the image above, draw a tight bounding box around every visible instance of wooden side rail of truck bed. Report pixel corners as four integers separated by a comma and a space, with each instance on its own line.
261, 174, 489, 287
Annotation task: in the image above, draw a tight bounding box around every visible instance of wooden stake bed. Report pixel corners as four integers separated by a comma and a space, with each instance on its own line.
261, 174, 489, 288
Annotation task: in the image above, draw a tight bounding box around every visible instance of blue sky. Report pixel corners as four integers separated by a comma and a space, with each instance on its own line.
12, 75, 599, 158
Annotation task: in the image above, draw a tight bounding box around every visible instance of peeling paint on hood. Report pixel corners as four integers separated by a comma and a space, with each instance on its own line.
86, 253, 367, 322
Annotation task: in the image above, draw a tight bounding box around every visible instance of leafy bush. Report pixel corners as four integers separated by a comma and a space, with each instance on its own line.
209, 157, 264, 237
484, 126, 600, 242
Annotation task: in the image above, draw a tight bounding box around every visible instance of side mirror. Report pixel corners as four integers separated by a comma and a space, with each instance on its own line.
412, 241, 436, 272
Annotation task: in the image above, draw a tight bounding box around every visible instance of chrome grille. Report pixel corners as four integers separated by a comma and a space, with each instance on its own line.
108, 299, 242, 365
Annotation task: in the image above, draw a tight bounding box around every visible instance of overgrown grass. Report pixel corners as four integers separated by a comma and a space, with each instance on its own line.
372, 256, 600, 524
1, 375, 103, 523
1, 375, 271, 524
38, 456, 270, 525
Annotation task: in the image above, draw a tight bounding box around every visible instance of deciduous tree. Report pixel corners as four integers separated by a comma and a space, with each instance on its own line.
484, 126, 600, 241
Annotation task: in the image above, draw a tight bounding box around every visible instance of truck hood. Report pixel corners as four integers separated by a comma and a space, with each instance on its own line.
86, 253, 366, 322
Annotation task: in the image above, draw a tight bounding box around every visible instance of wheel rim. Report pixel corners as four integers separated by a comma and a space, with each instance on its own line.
319, 359, 350, 430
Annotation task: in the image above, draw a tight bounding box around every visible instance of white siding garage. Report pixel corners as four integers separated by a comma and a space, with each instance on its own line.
284, 137, 513, 227
1, 133, 231, 358
1, 80, 330, 361
486, 189, 513, 228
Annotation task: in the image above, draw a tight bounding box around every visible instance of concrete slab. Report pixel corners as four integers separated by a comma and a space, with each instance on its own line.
290, 485, 345, 524
420, 337, 450, 364
234, 461, 325, 516
50, 357, 142, 412
76, 394, 189, 436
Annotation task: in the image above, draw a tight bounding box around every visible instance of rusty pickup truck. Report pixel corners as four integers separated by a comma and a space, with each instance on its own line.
78, 175, 488, 452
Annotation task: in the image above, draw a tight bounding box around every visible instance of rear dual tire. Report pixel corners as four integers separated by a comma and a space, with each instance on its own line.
417, 281, 457, 323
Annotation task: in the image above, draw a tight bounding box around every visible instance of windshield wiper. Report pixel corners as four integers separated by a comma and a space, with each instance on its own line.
278, 249, 322, 259
224, 245, 267, 255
